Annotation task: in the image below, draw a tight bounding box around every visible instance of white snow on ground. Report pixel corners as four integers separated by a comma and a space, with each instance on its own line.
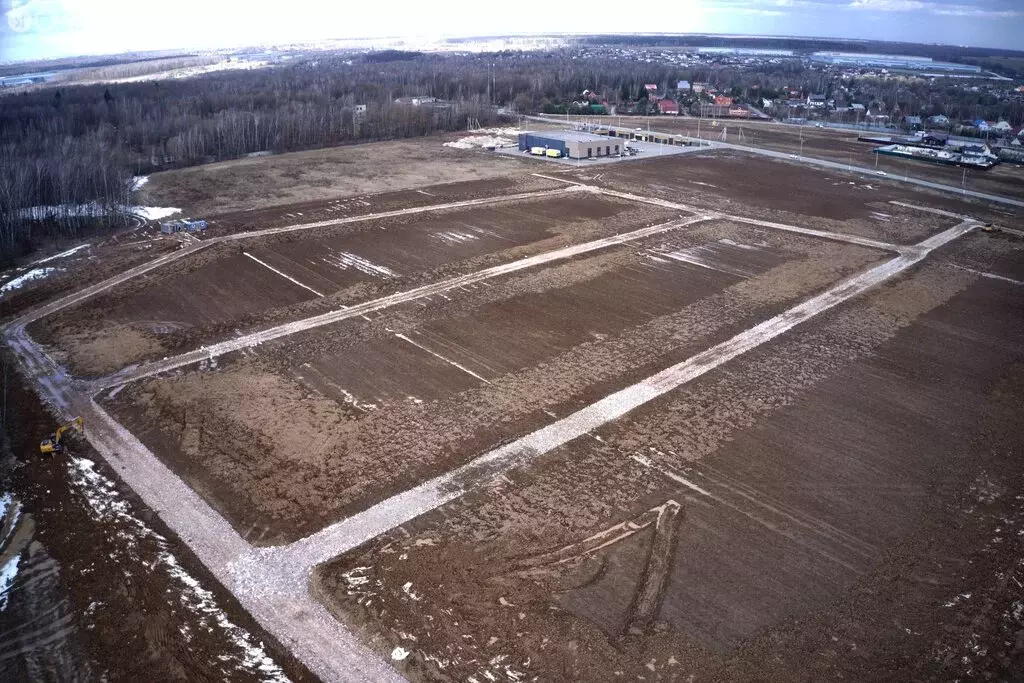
102, 60, 270, 85
133, 206, 182, 220
1, 267, 60, 294
31, 244, 91, 265
472, 127, 523, 137
0, 493, 22, 612
0, 556, 20, 612
68, 458, 289, 682
649, 239, 765, 278
444, 135, 516, 150
131, 176, 149, 191
19, 202, 180, 221
323, 251, 397, 278
432, 230, 481, 245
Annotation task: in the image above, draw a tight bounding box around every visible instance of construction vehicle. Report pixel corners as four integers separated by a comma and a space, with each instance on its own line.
40, 417, 84, 455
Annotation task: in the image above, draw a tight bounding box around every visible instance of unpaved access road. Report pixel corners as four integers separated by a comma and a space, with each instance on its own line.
318, 241, 1024, 682
529, 115, 1024, 207
3, 170, 1000, 682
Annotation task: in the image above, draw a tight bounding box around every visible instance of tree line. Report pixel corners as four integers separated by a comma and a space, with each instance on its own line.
2, 46, 1020, 264
0, 52, 506, 264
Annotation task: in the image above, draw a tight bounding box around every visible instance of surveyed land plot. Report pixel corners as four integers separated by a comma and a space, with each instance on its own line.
31, 192, 680, 376
314, 254, 1024, 683
101, 220, 889, 544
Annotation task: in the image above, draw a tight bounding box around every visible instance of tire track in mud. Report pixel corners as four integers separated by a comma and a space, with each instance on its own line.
276, 219, 978, 569
5, 177, 985, 682
95, 213, 715, 390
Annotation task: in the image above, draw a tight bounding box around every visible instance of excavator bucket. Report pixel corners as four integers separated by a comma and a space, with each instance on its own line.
39, 416, 84, 455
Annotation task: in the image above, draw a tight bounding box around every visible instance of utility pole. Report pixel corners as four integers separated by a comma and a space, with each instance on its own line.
962, 167, 967, 194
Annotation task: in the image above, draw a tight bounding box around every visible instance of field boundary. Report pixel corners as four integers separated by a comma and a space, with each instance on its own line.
2, 177, 984, 682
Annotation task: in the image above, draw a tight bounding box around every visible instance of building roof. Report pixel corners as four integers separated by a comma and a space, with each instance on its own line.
523, 131, 611, 143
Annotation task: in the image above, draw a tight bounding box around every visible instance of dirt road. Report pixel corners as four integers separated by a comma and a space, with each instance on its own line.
3, 167, 1002, 682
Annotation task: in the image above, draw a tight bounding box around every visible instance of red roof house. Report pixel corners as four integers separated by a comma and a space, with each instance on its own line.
657, 98, 679, 115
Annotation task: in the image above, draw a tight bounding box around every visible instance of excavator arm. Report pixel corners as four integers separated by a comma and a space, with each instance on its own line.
40, 417, 84, 455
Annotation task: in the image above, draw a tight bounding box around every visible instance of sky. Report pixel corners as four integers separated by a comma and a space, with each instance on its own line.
1, 0, 1022, 63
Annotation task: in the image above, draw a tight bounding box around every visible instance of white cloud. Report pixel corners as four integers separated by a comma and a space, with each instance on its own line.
705, 6, 787, 14
934, 5, 1023, 17
847, 0, 1021, 16
848, 0, 927, 10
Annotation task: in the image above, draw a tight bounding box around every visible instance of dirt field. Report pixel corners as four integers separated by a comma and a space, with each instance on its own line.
140, 137, 535, 216
563, 116, 1024, 200
18, 138, 1024, 682
32, 189, 678, 376
0, 228, 182, 324
572, 150, 1015, 231
313, 236, 1024, 682
205, 175, 557, 235
102, 221, 887, 544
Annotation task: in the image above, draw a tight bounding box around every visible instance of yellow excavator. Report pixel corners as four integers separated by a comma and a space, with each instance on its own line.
40, 417, 84, 455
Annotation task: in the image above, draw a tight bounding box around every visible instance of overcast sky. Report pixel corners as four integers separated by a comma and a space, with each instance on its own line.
2, 0, 1022, 63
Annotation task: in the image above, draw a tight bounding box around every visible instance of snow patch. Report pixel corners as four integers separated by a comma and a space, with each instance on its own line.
444, 134, 515, 150
391, 646, 410, 661
67, 457, 289, 681
19, 202, 180, 222
649, 239, 765, 277
0, 555, 21, 612
131, 176, 149, 191
322, 251, 397, 278
134, 206, 182, 221
432, 230, 481, 245
1, 267, 60, 294
31, 244, 91, 265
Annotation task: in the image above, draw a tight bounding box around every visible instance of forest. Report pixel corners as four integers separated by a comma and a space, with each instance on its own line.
1, 44, 1022, 264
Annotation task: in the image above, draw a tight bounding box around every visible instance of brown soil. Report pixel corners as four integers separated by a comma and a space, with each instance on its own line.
314, 251, 1024, 683
103, 225, 883, 544
32, 193, 679, 377
572, 116, 1024, 201
205, 174, 561, 235
0, 229, 181, 325
141, 138, 537, 216
0, 350, 313, 682
576, 150, 994, 235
